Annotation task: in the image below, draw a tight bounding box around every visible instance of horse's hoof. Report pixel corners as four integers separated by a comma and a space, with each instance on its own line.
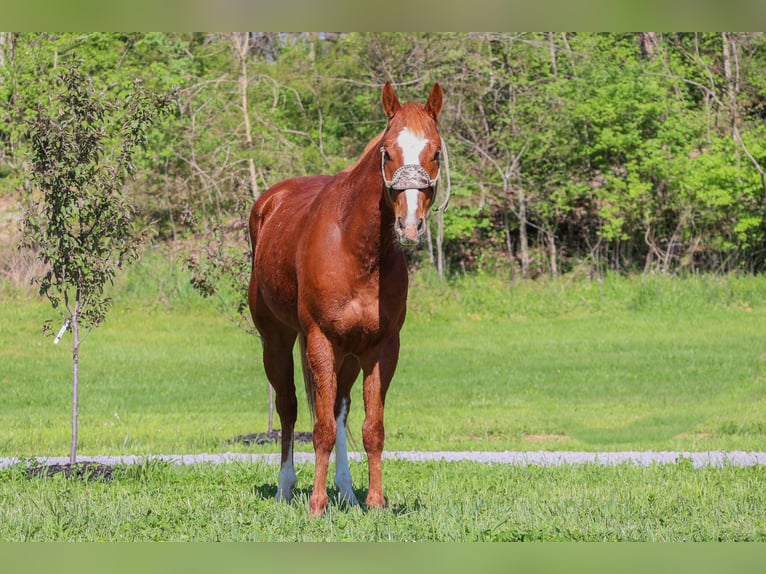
309, 493, 329, 516
337, 491, 360, 506
275, 489, 293, 503
365, 492, 386, 509
334, 477, 360, 506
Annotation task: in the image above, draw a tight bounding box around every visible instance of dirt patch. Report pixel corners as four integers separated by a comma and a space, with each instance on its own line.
230, 430, 313, 446
522, 434, 572, 442
25, 461, 115, 481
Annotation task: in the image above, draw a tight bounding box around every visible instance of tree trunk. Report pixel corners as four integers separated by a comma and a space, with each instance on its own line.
721, 32, 738, 132
436, 207, 445, 278
517, 186, 529, 278
548, 32, 558, 77
722, 33, 766, 195
425, 219, 435, 265
70, 296, 80, 465
268, 384, 274, 434
0, 32, 13, 69
638, 32, 658, 59
232, 33, 259, 200
547, 229, 558, 278
504, 211, 515, 283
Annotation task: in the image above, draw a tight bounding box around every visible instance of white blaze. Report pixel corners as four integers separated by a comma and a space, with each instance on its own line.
396, 128, 428, 226
396, 127, 428, 165
403, 189, 420, 226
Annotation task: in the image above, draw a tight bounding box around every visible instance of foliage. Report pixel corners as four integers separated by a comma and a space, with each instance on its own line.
3, 33, 766, 278
21, 61, 174, 329
185, 210, 255, 335
19, 59, 174, 463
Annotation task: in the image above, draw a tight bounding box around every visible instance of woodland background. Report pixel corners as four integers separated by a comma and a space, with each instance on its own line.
2, 32, 766, 280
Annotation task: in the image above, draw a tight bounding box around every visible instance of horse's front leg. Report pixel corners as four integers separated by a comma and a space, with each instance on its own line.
360, 335, 399, 509
304, 330, 340, 516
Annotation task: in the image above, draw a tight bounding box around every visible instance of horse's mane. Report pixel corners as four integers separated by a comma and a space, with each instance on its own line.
339, 128, 385, 175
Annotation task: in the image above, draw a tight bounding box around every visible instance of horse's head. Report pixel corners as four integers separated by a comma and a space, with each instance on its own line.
380, 81, 443, 246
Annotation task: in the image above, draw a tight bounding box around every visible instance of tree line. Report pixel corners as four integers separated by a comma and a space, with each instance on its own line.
2, 32, 765, 278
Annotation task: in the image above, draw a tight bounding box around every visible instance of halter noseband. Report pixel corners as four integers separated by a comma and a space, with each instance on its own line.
381, 146, 440, 193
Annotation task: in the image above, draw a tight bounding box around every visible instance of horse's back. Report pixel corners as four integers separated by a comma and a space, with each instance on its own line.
250, 175, 332, 243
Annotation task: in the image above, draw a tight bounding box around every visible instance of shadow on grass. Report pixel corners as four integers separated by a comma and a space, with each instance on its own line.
252, 482, 422, 515
230, 430, 313, 446
25, 461, 115, 482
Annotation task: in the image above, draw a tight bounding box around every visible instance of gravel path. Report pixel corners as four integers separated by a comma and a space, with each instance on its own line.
3, 450, 766, 469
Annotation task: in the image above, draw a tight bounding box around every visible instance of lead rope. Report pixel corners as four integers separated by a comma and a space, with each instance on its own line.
435, 136, 451, 213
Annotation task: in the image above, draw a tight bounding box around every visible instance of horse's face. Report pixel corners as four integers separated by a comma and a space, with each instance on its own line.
380, 82, 443, 246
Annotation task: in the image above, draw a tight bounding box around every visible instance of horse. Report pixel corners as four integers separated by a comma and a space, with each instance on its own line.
248, 81, 443, 516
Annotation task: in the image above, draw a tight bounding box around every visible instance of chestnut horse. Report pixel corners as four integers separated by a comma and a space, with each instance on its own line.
248, 81, 443, 515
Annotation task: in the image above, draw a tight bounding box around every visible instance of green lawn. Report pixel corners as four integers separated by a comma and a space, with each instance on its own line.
1, 268, 765, 456
2, 267, 766, 542
1, 459, 765, 541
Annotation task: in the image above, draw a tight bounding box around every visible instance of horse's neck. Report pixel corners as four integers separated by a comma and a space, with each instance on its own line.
336, 150, 398, 259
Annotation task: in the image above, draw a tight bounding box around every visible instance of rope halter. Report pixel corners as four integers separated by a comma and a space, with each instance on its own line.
381, 146, 440, 192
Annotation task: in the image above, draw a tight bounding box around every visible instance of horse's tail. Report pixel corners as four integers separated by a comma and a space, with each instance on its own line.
248, 192, 280, 274
298, 336, 317, 423
247, 201, 261, 274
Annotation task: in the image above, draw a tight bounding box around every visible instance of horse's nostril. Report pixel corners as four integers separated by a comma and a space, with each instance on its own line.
417, 218, 425, 232
396, 217, 405, 231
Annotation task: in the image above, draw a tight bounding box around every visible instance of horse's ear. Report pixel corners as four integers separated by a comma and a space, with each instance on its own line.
425, 83, 443, 119
382, 81, 401, 120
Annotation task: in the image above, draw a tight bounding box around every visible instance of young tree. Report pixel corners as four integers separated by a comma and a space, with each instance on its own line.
21, 61, 174, 464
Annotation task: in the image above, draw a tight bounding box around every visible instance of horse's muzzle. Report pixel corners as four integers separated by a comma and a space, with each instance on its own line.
396, 215, 425, 246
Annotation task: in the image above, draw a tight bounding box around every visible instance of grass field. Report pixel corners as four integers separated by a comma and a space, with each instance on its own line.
1, 258, 766, 541
2, 263, 765, 455
2, 458, 765, 541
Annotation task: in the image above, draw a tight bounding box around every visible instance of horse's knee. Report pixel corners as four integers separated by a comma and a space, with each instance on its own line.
313, 418, 337, 453
362, 419, 384, 454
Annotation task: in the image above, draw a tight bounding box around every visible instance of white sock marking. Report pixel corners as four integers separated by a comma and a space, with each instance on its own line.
276, 444, 296, 502
334, 399, 359, 505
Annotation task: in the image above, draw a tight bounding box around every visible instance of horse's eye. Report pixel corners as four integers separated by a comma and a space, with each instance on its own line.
383, 149, 391, 162
434, 150, 441, 162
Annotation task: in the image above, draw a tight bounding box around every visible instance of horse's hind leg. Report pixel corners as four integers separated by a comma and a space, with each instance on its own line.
334, 356, 361, 505
259, 322, 298, 502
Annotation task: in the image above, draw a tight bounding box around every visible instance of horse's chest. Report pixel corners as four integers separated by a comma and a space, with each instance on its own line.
312, 289, 399, 352
335, 298, 380, 336
300, 247, 407, 348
